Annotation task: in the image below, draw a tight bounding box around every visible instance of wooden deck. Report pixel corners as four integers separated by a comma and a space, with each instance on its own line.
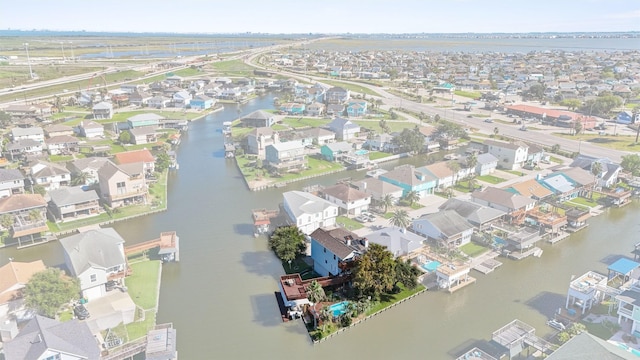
473, 258, 503, 274
547, 231, 571, 244
448, 276, 476, 293
507, 247, 542, 260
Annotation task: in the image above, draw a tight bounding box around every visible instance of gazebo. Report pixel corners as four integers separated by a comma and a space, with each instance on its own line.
607, 258, 640, 283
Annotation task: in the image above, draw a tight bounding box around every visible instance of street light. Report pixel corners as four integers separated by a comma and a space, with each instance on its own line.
24, 43, 34, 79
60, 41, 66, 61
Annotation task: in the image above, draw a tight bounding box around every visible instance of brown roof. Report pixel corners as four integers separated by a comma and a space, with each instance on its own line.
507, 178, 553, 199
114, 149, 155, 164
424, 161, 455, 178
0, 194, 47, 214
0, 260, 46, 304
310, 227, 364, 259
321, 184, 369, 202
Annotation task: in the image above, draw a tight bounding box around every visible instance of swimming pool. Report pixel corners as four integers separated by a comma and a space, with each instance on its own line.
328, 301, 350, 317
615, 342, 640, 357
493, 236, 507, 246
355, 149, 369, 156
421, 260, 441, 272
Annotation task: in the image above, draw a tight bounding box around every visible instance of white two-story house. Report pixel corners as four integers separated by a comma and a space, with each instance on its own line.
412, 210, 474, 248
320, 183, 371, 217
485, 139, 529, 170
0, 169, 25, 198
283, 191, 338, 235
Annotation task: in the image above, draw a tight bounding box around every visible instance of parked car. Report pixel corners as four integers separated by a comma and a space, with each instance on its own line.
74, 304, 90, 320
355, 215, 368, 223
484, 118, 494, 123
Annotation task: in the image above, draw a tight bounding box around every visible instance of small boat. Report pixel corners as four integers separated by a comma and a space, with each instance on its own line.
547, 319, 566, 331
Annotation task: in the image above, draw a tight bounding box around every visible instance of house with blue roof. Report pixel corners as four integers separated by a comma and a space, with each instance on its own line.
379, 164, 437, 197
539, 173, 579, 201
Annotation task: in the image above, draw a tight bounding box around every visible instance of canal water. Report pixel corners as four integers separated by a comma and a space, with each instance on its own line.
1, 93, 639, 359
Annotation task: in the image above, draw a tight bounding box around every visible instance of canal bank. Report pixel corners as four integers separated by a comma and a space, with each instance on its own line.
1, 92, 640, 359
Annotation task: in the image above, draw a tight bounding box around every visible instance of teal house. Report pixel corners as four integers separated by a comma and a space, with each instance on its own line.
190, 95, 214, 110
127, 113, 164, 128
378, 164, 437, 197
320, 142, 353, 162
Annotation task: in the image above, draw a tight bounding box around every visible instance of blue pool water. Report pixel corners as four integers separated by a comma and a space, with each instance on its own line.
355, 149, 369, 156
421, 260, 441, 272
616, 343, 640, 357
328, 301, 349, 317
493, 236, 506, 246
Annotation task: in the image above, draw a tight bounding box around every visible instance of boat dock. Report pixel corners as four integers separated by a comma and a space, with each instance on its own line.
474, 258, 503, 274
507, 247, 543, 260
547, 231, 571, 244
448, 276, 477, 293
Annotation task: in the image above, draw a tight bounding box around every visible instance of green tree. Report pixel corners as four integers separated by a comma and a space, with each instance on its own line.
353, 243, 396, 300
560, 99, 582, 111
493, 126, 499, 137
447, 161, 461, 185
468, 177, 479, 191
394, 258, 420, 289
71, 171, 90, 186
31, 184, 46, 196
434, 121, 466, 140
465, 153, 477, 173
551, 144, 561, 154
118, 130, 131, 144
391, 127, 425, 153
319, 306, 332, 331
590, 161, 603, 198
155, 152, 171, 172
379, 119, 390, 133
403, 190, 420, 207
621, 154, 640, 176
24, 268, 80, 318
524, 83, 545, 100
433, 114, 441, 122
573, 121, 583, 136
268, 225, 307, 265
380, 194, 395, 213
389, 209, 411, 229
306, 280, 326, 304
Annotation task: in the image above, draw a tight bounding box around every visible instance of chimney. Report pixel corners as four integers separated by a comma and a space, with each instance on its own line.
345, 235, 352, 246
363, 238, 369, 248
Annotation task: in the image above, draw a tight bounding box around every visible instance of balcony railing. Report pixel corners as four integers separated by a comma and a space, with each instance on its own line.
618, 306, 633, 317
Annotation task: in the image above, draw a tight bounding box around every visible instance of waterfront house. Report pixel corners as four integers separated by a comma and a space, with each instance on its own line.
420, 161, 471, 190
0, 260, 46, 320
10, 127, 44, 144
484, 139, 529, 170
241, 110, 276, 128
506, 178, 554, 201
278, 274, 312, 310
320, 141, 353, 162
279, 102, 306, 115
190, 94, 215, 110
0, 169, 25, 198
365, 227, 423, 258
60, 228, 127, 301
30, 160, 70, 190
282, 190, 338, 235
0, 194, 48, 242
298, 127, 335, 145
565, 271, 608, 315
48, 186, 100, 223
438, 198, 505, 231
5, 139, 43, 161
3, 105, 38, 118
471, 187, 535, 223
92, 101, 113, 120
68, 157, 109, 185
326, 103, 346, 116
327, 117, 360, 140
78, 120, 104, 138
553, 167, 596, 197
475, 153, 499, 176
127, 126, 158, 145
265, 141, 307, 173
570, 155, 622, 189
246, 127, 277, 159
44, 135, 79, 155
352, 177, 404, 206
346, 100, 368, 117
127, 113, 163, 129
545, 332, 634, 359
320, 183, 371, 216
310, 227, 366, 277
435, 262, 472, 292
44, 124, 74, 138
364, 133, 398, 153
2, 315, 101, 360
412, 210, 474, 248
114, 149, 156, 176
97, 160, 147, 207
172, 90, 192, 108
539, 173, 581, 201
616, 288, 640, 336
379, 164, 437, 197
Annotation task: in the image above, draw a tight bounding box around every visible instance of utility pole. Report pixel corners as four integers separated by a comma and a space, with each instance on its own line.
24, 43, 34, 79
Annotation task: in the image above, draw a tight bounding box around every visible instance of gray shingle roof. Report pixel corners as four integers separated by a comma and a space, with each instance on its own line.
438, 198, 505, 226
49, 186, 99, 207
283, 191, 337, 218
59, 228, 126, 276
0, 169, 25, 182
3, 315, 100, 360
415, 210, 474, 237
471, 187, 535, 210
310, 227, 363, 259
546, 332, 632, 359
365, 227, 424, 257
321, 183, 369, 202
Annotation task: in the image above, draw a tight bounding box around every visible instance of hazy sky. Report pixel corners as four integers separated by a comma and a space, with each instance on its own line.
2, 0, 639, 34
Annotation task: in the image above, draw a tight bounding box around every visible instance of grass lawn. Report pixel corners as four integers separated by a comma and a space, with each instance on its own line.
209, 59, 256, 76
368, 151, 392, 160
582, 319, 620, 340
126, 311, 156, 341
453, 182, 475, 193
171, 67, 202, 77
273, 157, 343, 182
271, 124, 289, 131
477, 174, 507, 184
383, 212, 393, 219
49, 154, 76, 163
460, 242, 489, 258
565, 195, 602, 208
319, 79, 381, 97
454, 90, 481, 99
280, 117, 332, 129
470, 113, 490, 118
58, 309, 73, 322
107, 109, 202, 124
499, 169, 525, 177
126, 260, 161, 310
554, 133, 640, 152
549, 156, 564, 164
337, 216, 365, 231
366, 284, 425, 315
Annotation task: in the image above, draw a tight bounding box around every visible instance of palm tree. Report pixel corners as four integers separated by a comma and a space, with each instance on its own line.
319, 306, 332, 331
403, 191, 420, 207
465, 153, 477, 176
0, 214, 14, 232
590, 161, 603, 198
306, 280, 326, 304
389, 209, 411, 229
380, 194, 396, 213
71, 172, 90, 186
493, 126, 499, 137
468, 177, 478, 191
447, 161, 461, 185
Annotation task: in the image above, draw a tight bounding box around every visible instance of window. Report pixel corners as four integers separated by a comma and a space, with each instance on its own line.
116, 181, 126, 195
90, 274, 97, 282
45, 354, 61, 360
323, 248, 326, 253
333, 255, 336, 260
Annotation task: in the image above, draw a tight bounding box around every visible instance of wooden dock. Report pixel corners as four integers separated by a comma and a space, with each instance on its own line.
547, 231, 571, 244
473, 258, 503, 274
507, 247, 542, 260
448, 276, 476, 293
